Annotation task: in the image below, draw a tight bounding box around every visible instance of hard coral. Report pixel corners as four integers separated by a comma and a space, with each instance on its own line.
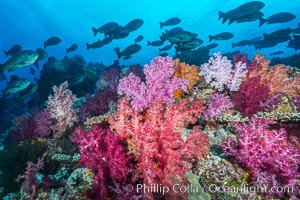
222, 118, 300, 197
118, 56, 188, 111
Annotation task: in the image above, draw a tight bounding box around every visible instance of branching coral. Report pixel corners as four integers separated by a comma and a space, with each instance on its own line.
118, 56, 188, 111
47, 81, 78, 139
222, 118, 300, 197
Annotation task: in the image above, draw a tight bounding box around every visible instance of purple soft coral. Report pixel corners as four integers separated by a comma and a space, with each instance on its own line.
222, 118, 300, 197
203, 93, 234, 120
118, 56, 188, 111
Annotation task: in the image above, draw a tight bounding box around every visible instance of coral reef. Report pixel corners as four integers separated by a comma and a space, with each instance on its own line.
1, 53, 299, 200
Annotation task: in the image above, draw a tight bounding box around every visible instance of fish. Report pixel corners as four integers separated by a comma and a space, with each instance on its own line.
123, 19, 144, 32
2, 75, 31, 97
253, 40, 277, 50
34, 48, 48, 68
160, 17, 181, 28
92, 22, 119, 36
0, 50, 39, 75
165, 27, 184, 34
201, 43, 218, 50
114, 44, 142, 59
66, 44, 78, 54
159, 52, 168, 57
259, 12, 296, 27
147, 40, 164, 46
44, 36, 62, 49
86, 40, 102, 50
134, 35, 144, 43
159, 44, 172, 52
16, 83, 38, 102
232, 40, 252, 48
122, 55, 132, 60
270, 51, 284, 56
161, 30, 195, 43
209, 32, 234, 42
111, 26, 130, 39
287, 36, 300, 51
100, 36, 113, 45
175, 38, 204, 52
219, 1, 265, 24
236, 11, 264, 23
263, 28, 293, 44
4, 44, 22, 57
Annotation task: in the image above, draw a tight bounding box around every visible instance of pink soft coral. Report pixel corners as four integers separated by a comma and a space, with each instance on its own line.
118, 56, 188, 111
109, 98, 208, 199
199, 52, 247, 91
222, 118, 300, 197
203, 93, 234, 120
47, 81, 78, 139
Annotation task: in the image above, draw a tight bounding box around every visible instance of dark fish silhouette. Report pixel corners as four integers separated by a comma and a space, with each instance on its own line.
134, 35, 144, 43
114, 44, 142, 59
4, 44, 22, 57
86, 40, 102, 50
209, 32, 234, 42
147, 40, 164, 46
44, 36, 62, 49
165, 27, 184, 34
219, 1, 265, 24
123, 19, 144, 32
161, 30, 195, 43
160, 17, 181, 28
159, 52, 168, 57
270, 51, 284, 56
66, 44, 78, 54
263, 28, 293, 44
92, 22, 119, 36
159, 44, 172, 52
259, 12, 296, 27
175, 38, 203, 52
236, 11, 264, 23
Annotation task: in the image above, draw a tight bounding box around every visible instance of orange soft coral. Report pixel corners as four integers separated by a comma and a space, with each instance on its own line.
247, 54, 300, 98
174, 58, 201, 89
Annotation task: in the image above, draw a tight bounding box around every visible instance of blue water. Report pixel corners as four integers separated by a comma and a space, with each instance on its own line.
0, 0, 299, 90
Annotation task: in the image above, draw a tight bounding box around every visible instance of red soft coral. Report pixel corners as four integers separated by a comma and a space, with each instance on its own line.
71, 126, 130, 199
232, 77, 270, 117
